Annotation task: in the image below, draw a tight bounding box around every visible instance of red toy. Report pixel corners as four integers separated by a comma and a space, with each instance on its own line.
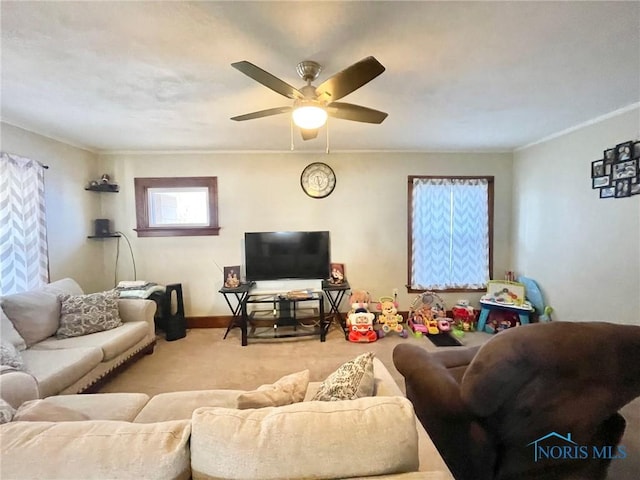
345, 290, 377, 343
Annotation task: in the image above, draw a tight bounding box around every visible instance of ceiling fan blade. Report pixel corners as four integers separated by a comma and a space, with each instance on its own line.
315, 56, 385, 102
300, 128, 319, 141
232, 61, 303, 100
327, 102, 388, 124
231, 106, 292, 121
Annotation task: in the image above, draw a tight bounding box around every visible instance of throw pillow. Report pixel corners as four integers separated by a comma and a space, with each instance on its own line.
13, 399, 90, 422
56, 290, 122, 339
1, 308, 27, 351
236, 369, 310, 409
0, 340, 25, 370
311, 352, 375, 401
0, 398, 16, 424
0, 290, 60, 347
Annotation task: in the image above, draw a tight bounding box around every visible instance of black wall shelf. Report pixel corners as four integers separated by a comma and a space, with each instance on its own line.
87, 234, 121, 239
85, 184, 119, 193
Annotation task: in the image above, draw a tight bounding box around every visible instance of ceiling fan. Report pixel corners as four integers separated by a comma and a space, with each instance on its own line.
230, 56, 388, 141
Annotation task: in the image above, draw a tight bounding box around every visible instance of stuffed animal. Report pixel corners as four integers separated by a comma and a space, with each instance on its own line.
376, 296, 408, 338
346, 289, 377, 343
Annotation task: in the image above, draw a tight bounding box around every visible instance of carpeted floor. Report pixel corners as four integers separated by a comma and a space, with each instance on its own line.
97, 325, 490, 396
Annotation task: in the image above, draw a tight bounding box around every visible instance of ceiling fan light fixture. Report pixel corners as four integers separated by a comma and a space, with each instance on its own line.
292, 103, 327, 129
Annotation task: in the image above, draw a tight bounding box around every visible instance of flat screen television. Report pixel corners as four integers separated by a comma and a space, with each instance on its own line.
244, 231, 330, 281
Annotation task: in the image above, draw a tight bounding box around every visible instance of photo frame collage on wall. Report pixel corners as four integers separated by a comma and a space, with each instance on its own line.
591, 140, 640, 198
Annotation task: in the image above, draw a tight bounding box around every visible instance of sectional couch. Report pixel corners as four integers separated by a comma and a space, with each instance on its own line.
0, 278, 156, 407
0, 356, 454, 479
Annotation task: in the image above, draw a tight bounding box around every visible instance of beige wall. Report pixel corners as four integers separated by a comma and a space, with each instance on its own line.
512, 107, 640, 325
99, 151, 513, 316
1, 123, 104, 292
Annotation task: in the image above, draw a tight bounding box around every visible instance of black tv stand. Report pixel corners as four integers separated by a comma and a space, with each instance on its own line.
239, 291, 327, 346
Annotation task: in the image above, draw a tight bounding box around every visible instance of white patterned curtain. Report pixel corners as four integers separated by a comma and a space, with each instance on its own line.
410, 177, 489, 290
0, 152, 49, 295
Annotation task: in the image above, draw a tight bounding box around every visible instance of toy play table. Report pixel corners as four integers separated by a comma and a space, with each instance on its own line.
477, 299, 533, 333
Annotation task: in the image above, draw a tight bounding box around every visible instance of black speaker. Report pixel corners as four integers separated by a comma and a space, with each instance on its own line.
94, 219, 111, 237
163, 283, 187, 341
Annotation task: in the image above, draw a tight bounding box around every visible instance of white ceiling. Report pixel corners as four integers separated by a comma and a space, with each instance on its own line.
1, 1, 639, 153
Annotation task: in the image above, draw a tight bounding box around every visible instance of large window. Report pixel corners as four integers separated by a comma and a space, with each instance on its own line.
408, 176, 493, 292
134, 177, 219, 237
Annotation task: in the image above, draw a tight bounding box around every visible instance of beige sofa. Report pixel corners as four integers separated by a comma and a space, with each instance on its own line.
0, 358, 454, 480
0, 278, 156, 407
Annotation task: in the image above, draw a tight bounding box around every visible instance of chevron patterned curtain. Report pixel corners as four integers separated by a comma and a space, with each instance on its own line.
0, 152, 49, 295
410, 177, 489, 290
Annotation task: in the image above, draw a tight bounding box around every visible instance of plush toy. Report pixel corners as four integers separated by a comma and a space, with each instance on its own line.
346, 289, 377, 343
376, 296, 408, 338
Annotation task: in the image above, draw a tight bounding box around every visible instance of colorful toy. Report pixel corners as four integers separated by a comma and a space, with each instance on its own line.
345, 290, 377, 343
451, 300, 476, 332
376, 296, 408, 338
408, 292, 452, 336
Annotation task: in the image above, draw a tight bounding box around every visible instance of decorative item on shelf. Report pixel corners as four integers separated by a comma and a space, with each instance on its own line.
328, 263, 345, 285
85, 174, 119, 192
592, 140, 640, 199
223, 266, 241, 289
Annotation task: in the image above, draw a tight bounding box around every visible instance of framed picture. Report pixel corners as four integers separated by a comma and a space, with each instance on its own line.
599, 186, 616, 198
615, 141, 633, 162
614, 179, 631, 198
223, 265, 241, 288
328, 263, 346, 284
633, 141, 640, 159
612, 159, 637, 180
630, 176, 640, 196
591, 159, 605, 178
592, 176, 610, 189
604, 148, 616, 164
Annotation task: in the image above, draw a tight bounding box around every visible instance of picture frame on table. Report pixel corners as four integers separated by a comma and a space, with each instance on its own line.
223, 265, 241, 289
591, 159, 605, 178
612, 159, 637, 180
599, 186, 616, 199
592, 176, 610, 189
615, 141, 633, 162
614, 179, 631, 198
328, 263, 346, 285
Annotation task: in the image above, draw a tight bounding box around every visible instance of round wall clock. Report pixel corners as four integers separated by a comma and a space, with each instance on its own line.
300, 162, 336, 198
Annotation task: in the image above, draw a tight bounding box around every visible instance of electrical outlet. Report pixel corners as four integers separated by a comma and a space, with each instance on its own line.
393, 288, 398, 296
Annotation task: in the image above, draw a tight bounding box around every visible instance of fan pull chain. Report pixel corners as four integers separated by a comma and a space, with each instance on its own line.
290, 116, 294, 151
326, 117, 330, 154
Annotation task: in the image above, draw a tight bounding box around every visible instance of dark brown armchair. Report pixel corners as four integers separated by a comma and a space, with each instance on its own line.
393, 322, 640, 480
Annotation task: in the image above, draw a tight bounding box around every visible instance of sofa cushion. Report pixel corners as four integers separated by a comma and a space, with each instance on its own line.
0, 340, 25, 370
20, 347, 103, 398
1, 308, 27, 351
0, 398, 15, 424
13, 399, 90, 422
0, 420, 191, 480
134, 389, 244, 423
56, 290, 122, 339
0, 289, 60, 347
236, 369, 309, 409
33, 393, 150, 421
311, 351, 375, 401
42, 278, 84, 296
35, 321, 150, 361
190, 396, 419, 480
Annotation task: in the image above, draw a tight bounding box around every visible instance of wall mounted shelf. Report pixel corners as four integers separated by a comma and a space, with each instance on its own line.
85, 184, 119, 193
87, 234, 121, 239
